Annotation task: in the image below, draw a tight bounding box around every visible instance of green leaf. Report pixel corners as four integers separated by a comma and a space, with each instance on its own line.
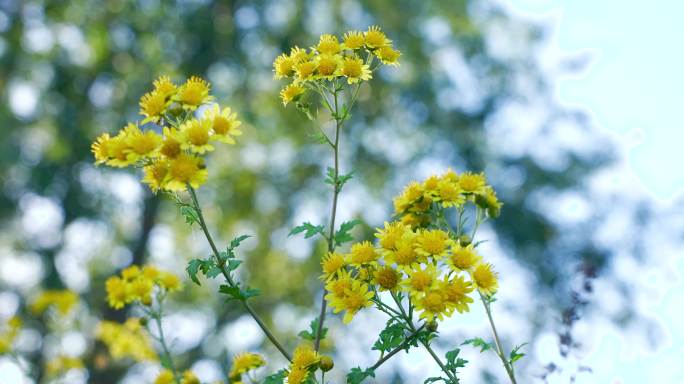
444, 348, 467, 382
227, 259, 242, 271
219, 284, 244, 300
334, 219, 362, 247
205, 265, 223, 279
186, 259, 203, 285
424, 378, 448, 384
289, 222, 325, 239
372, 321, 406, 353
346, 367, 375, 384
324, 167, 354, 192
462, 337, 495, 353
179, 205, 200, 226
243, 288, 261, 299
229, 234, 251, 250
159, 353, 174, 370
263, 369, 287, 384
509, 343, 527, 364
298, 317, 328, 341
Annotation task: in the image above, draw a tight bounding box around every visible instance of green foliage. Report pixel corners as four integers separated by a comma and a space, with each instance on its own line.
334, 219, 362, 247
325, 167, 354, 193
263, 369, 287, 384
444, 348, 468, 376
289, 222, 325, 239
346, 367, 375, 384
178, 203, 200, 226
462, 337, 496, 353
218, 284, 260, 301
186, 234, 250, 285
372, 320, 406, 353
509, 343, 528, 365
298, 317, 328, 342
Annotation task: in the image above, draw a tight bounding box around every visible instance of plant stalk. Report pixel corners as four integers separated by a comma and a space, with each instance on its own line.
479, 293, 517, 384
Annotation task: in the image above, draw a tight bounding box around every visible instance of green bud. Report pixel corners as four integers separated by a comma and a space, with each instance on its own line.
167, 102, 183, 117
319, 355, 334, 372
458, 234, 471, 247
426, 320, 438, 333
139, 317, 148, 327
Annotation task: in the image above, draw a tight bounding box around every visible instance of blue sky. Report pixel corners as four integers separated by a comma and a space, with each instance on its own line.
508, 0, 684, 200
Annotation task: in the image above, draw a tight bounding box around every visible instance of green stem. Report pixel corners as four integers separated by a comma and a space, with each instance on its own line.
151, 297, 181, 384
479, 293, 517, 384
187, 186, 292, 362
369, 324, 426, 371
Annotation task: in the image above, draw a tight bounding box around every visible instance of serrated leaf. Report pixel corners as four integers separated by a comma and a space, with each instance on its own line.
179, 205, 199, 226
219, 284, 244, 300
298, 317, 328, 341
186, 259, 203, 285
346, 367, 375, 384
263, 369, 287, 384
424, 378, 448, 384
205, 265, 223, 279
462, 337, 495, 353
509, 343, 527, 364
324, 167, 354, 192
289, 222, 325, 239
243, 288, 260, 299
372, 321, 405, 353
334, 219, 362, 246
227, 259, 242, 271
229, 234, 251, 250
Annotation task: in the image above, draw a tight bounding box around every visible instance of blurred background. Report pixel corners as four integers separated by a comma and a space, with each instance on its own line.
0, 0, 682, 383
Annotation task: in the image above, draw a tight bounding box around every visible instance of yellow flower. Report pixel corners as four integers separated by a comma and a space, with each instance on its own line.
165, 154, 208, 191
292, 343, 319, 369
316, 34, 341, 55
402, 264, 437, 296
471, 263, 499, 296
142, 159, 170, 193
45, 355, 83, 378
295, 60, 317, 82
329, 280, 374, 324
139, 90, 168, 124
143, 265, 160, 280
0, 316, 22, 354
125, 124, 163, 162
325, 270, 354, 298
476, 186, 503, 218
160, 126, 183, 159
159, 272, 182, 292
182, 370, 200, 384
154, 369, 175, 384
176, 76, 213, 110
105, 277, 129, 310
286, 365, 309, 384
374, 45, 401, 65
91, 133, 112, 165
289, 46, 311, 63
153, 75, 178, 98
341, 57, 372, 84
373, 265, 400, 291
273, 53, 296, 79
415, 229, 452, 259
128, 278, 154, 305
436, 179, 464, 207
96, 318, 157, 361
30, 290, 79, 316
458, 172, 487, 194
414, 289, 450, 321
447, 244, 481, 271
384, 234, 421, 271
280, 83, 305, 106
121, 265, 142, 281
439, 275, 474, 314
204, 104, 242, 144
347, 241, 378, 266
374, 221, 409, 250
180, 118, 215, 154
422, 175, 441, 197
229, 352, 266, 380
105, 131, 135, 168
364, 25, 391, 48
343, 31, 365, 50
315, 54, 341, 79
320, 252, 346, 281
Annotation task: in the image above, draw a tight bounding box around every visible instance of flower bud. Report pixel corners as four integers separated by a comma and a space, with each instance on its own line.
139, 317, 148, 327
457, 234, 471, 247
167, 102, 183, 117
426, 320, 438, 333
319, 355, 334, 372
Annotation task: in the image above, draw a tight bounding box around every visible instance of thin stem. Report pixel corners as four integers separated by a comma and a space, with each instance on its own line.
187, 186, 292, 362
479, 293, 517, 384
369, 324, 426, 371
151, 297, 181, 384
314, 87, 343, 352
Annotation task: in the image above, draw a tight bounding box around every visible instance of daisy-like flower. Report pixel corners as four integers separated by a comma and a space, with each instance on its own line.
476, 186, 503, 218
315, 54, 341, 79
374, 45, 401, 65
373, 265, 401, 291
229, 352, 266, 381
175, 76, 213, 110
415, 229, 452, 259
105, 277, 128, 310
447, 244, 481, 271
341, 57, 372, 84
29, 290, 79, 316
273, 52, 296, 79
316, 34, 342, 55
91, 133, 111, 165
320, 252, 346, 281
280, 83, 306, 106
439, 275, 474, 314
402, 264, 438, 297
295, 60, 317, 82
289, 46, 311, 63
347, 241, 379, 266
330, 279, 374, 324
180, 118, 214, 154
204, 104, 242, 144
458, 172, 487, 194
414, 289, 450, 321
364, 25, 391, 48
165, 154, 208, 191
437, 178, 465, 207
422, 175, 441, 198
374, 221, 409, 251
471, 263, 499, 296
286, 366, 309, 384
139, 90, 168, 124
384, 234, 422, 271
159, 127, 183, 159
154, 370, 174, 384
125, 124, 162, 162
105, 131, 135, 168
292, 343, 320, 369
342, 30, 365, 50
325, 270, 354, 299
153, 75, 177, 98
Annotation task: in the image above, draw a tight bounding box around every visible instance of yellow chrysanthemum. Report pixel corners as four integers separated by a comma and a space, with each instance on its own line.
121, 265, 141, 281
325, 270, 354, 298
439, 275, 474, 314
160, 126, 183, 159
159, 272, 182, 292
373, 265, 400, 291
289, 46, 311, 63
471, 263, 499, 296
342, 31, 365, 50
176, 76, 213, 110
280, 83, 306, 106
142, 159, 170, 193
414, 289, 450, 321
422, 175, 441, 197
30, 290, 79, 316
384, 234, 421, 271
105, 276, 129, 310
364, 25, 391, 48
125, 125, 162, 162
341, 57, 372, 84
182, 370, 200, 384
329, 280, 374, 324
295, 60, 317, 82
402, 264, 437, 296
347, 241, 378, 266
105, 131, 135, 168
273, 53, 296, 79
447, 244, 481, 271
476, 186, 503, 218
375, 45, 401, 65
153, 75, 178, 98
316, 54, 341, 79
292, 343, 319, 369
91, 133, 111, 165
180, 118, 214, 154
96, 318, 157, 361
286, 366, 309, 384
128, 278, 153, 306
154, 369, 175, 384
320, 252, 346, 281
229, 352, 266, 380
374, 221, 409, 250
45, 355, 83, 378
458, 172, 487, 194
204, 104, 242, 144
437, 179, 465, 207
415, 229, 452, 259
165, 154, 208, 191
316, 34, 341, 54
139, 90, 168, 124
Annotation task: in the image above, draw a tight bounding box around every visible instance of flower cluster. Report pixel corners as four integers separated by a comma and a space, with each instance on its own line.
0, 317, 21, 354
29, 290, 79, 316
91, 76, 242, 192
228, 352, 266, 383
154, 369, 200, 384
105, 265, 182, 310
285, 343, 321, 384
323, 170, 503, 323
45, 355, 84, 378
96, 318, 156, 362
273, 26, 401, 106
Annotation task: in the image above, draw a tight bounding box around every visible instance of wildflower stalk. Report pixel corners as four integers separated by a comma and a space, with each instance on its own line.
479, 293, 517, 384
149, 301, 181, 384
187, 186, 292, 362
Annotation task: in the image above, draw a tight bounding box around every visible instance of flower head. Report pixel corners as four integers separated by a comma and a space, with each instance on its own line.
364, 26, 391, 48
139, 90, 168, 124
229, 352, 266, 380
176, 76, 213, 110
316, 34, 341, 55
280, 83, 305, 106
343, 31, 365, 50
180, 118, 214, 154
341, 57, 372, 84
471, 263, 499, 296
204, 104, 242, 144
